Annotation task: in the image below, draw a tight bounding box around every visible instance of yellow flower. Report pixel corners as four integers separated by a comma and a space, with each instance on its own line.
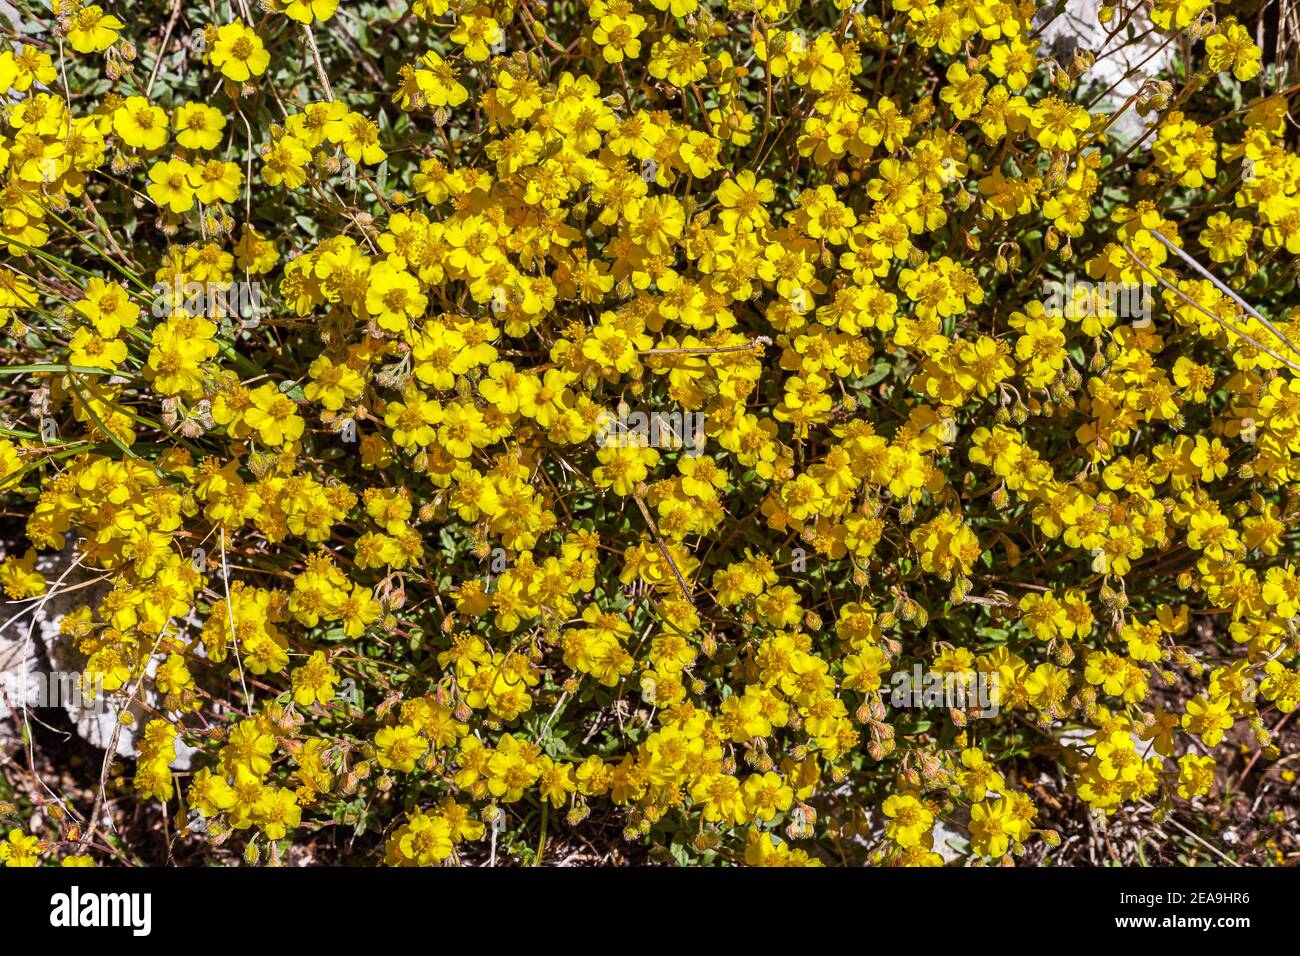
0, 829, 42, 867
278, 0, 339, 24
146, 158, 197, 213
1206, 22, 1261, 81
0, 550, 45, 599
253, 787, 301, 839
291, 650, 339, 706
450, 14, 502, 62
243, 382, 306, 446
261, 134, 312, 189
66, 4, 124, 53
210, 21, 270, 82
365, 263, 426, 330
881, 793, 933, 848
173, 102, 227, 151
375, 724, 428, 772
1029, 95, 1091, 152
592, 13, 646, 64
112, 95, 169, 151
1176, 754, 1216, 799
1199, 211, 1252, 263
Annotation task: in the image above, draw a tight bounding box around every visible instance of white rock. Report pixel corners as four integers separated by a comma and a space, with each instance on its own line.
0, 544, 192, 769
1037, 0, 1174, 146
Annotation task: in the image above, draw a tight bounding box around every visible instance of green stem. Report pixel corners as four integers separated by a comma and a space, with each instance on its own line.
535, 801, 548, 866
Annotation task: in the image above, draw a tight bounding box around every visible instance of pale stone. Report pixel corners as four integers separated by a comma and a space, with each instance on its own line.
1036, 0, 1175, 145
0, 545, 193, 769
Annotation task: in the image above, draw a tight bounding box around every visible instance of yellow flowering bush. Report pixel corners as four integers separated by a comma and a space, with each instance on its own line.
0, 0, 1297, 867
